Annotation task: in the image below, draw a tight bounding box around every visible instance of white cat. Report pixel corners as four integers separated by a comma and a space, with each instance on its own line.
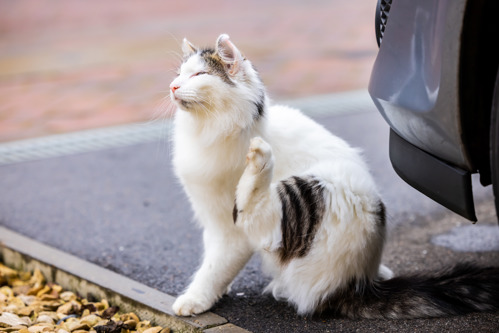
169, 34, 499, 319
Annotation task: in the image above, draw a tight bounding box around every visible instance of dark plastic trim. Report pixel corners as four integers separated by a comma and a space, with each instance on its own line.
375, 0, 382, 47
389, 129, 477, 221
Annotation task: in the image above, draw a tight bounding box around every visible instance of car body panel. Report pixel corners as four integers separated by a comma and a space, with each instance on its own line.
369, 0, 472, 171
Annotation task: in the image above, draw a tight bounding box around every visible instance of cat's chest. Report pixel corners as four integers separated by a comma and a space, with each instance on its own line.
178, 164, 243, 211
179, 163, 242, 190
175, 144, 244, 188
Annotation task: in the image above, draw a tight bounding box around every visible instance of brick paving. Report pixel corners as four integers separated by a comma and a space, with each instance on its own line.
0, 0, 377, 143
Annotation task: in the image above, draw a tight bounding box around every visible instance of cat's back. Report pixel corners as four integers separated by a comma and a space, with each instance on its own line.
265, 104, 357, 162
265, 104, 374, 186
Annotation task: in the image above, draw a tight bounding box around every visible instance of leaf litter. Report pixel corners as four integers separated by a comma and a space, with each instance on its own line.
0, 263, 170, 333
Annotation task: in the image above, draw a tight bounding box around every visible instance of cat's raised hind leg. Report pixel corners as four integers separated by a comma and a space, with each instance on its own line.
234, 137, 275, 225
243, 136, 274, 185
233, 137, 284, 252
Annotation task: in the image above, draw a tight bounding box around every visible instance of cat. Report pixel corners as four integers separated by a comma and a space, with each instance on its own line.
169, 34, 499, 319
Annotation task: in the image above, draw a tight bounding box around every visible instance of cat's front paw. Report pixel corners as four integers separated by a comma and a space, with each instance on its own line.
246, 137, 273, 174
172, 293, 213, 316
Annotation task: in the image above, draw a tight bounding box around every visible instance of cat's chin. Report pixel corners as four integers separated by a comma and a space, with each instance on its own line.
171, 94, 187, 107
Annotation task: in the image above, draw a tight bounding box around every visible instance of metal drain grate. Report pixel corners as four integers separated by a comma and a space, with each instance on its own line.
0, 90, 375, 166
0, 122, 172, 166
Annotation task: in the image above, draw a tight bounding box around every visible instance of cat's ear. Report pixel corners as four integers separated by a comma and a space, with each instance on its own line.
216, 34, 243, 76
182, 38, 197, 58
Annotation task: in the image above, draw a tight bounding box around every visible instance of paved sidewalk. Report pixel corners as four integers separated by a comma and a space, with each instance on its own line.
0, 0, 377, 142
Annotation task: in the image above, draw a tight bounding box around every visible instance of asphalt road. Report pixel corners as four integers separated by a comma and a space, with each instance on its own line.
1, 105, 498, 332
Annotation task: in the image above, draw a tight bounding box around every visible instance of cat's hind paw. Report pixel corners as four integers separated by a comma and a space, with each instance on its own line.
172, 293, 212, 316
246, 137, 273, 174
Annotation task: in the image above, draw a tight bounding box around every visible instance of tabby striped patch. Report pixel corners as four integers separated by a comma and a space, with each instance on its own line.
277, 176, 326, 264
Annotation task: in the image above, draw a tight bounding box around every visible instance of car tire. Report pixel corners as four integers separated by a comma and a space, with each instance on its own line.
491, 70, 499, 222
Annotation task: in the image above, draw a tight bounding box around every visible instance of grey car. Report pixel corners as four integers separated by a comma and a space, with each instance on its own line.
369, 0, 499, 222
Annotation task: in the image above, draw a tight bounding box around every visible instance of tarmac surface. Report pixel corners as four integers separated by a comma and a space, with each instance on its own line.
1, 98, 499, 332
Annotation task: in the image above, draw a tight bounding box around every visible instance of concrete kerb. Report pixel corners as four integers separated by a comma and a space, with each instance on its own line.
0, 226, 251, 333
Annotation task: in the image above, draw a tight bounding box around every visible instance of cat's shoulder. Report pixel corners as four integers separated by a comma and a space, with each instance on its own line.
267, 104, 324, 132
267, 104, 313, 124
268, 104, 303, 116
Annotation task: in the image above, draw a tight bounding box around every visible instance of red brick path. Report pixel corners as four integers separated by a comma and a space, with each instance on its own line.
0, 0, 378, 143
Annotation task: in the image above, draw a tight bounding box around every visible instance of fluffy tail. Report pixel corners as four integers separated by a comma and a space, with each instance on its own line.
320, 264, 499, 319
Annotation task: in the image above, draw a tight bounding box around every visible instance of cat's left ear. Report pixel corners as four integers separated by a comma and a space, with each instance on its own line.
182, 38, 198, 58
216, 34, 243, 76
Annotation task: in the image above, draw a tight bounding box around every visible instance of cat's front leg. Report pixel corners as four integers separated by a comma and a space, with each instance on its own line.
172, 226, 252, 316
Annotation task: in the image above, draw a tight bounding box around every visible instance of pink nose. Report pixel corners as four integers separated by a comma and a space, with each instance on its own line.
170, 84, 179, 93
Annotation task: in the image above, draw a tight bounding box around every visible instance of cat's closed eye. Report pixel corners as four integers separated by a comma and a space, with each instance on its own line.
191, 71, 207, 77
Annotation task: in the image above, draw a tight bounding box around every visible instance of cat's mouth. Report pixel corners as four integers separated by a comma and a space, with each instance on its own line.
172, 94, 189, 108
172, 95, 191, 108
172, 92, 191, 105
172, 94, 204, 110
171, 92, 180, 102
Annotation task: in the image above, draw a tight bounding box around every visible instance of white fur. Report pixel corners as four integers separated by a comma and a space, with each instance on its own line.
170, 35, 391, 316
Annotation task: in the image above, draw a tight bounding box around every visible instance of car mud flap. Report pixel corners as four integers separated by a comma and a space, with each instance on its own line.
389, 129, 477, 221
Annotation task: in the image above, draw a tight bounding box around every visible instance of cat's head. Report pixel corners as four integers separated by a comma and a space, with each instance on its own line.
170, 34, 266, 122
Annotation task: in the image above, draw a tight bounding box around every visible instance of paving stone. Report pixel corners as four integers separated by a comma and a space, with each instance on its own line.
0, 0, 377, 142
